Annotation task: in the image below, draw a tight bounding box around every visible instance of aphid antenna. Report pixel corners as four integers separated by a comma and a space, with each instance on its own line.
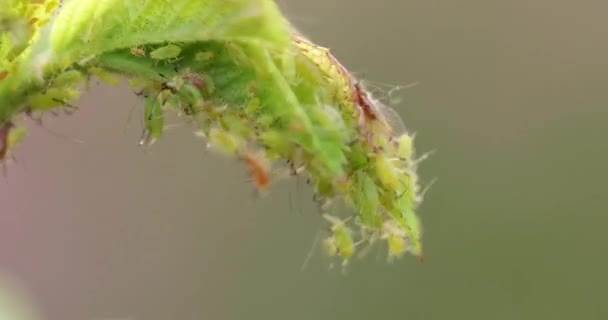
355, 241, 374, 260
417, 177, 438, 203
36, 122, 85, 145
24, 110, 85, 144
300, 230, 322, 271
294, 172, 305, 216
133, 89, 148, 97
363, 79, 419, 98
162, 122, 188, 132
412, 149, 437, 167
24, 108, 43, 125
123, 102, 140, 134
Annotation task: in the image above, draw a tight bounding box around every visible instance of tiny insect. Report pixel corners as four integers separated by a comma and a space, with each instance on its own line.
0, 70, 8, 80
243, 152, 271, 191
184, 72, 206, 91
150, 44, 182, 61
195, 51, 214, 62
323, 214, 355, 263
130, 47, 146, 57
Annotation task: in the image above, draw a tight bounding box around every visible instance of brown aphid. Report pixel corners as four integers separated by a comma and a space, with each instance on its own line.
184, 72, 206, 91
130, 47, 146, 57
243, 153, 271, 191
0, 70, 8, 80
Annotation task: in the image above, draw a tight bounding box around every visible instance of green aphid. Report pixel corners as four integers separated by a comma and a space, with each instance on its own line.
150, 44, 182, 60
87, 67, 119, 85
374, 153, 405, 194
195, 51, 214, 63
143, 96, 164, 141
314, 175, 336, 198
351, 171, 382, 228
26, 87, 81, 111
323, 215, 355, 261
323, 237, 338, 257
51, 70, 84, 87
225, 41, 251, 67
347, 143, 371, 171
386, 233, 406, 258
259, 130, 293, 157
397, 133, 413, 161
395, 198, 423, 260
256, 114, 274, 128
174, 83, 204, 114
382, 220, 407, 258
219, 113, 252, 138
206, 127, 243, 155
280, 47, 297, 84
244, 97, 261, 114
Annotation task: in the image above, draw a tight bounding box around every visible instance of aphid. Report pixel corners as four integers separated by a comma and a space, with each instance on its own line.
381, 220, 408, 258
183, 72, 206, 91
0, 71, 8, 80
323, 214, 355, 263
393, 199, 424, 262
396, 133, 413, 161
140, 96, 163, 146
150, 44, 182, 61
195, 51, 214, 63
226, 41, 251, 67
374, 153, 406, 194
205, 126, 243, 155
130, 47, 146, 57
242, 152, 271, 191
88, 67, 119, 85
350, 171, 382, 228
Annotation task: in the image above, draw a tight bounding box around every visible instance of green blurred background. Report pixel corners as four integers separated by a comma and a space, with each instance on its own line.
1, 0, 607, 319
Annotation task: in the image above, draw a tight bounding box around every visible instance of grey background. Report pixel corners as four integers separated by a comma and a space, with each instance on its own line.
1, 0, 607, 319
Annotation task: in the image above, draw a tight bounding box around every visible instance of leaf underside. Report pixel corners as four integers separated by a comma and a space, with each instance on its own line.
0, 0, 426, 264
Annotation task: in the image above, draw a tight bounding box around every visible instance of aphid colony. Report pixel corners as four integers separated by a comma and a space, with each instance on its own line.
128, 43, 274, 192
293, 36, 425, 262
122, 39, 425, 265
0, 33, 424, 266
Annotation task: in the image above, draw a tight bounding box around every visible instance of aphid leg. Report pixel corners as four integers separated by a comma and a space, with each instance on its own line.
412, 150, 437, 166
51, 98, 78, 115
0, 122, 12, 161
123, 102, 139, 134
139, 129, 152, 150
25, 108, 43, 126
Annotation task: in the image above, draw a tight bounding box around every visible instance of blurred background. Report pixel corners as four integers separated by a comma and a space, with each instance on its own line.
1, 0, 607, 319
